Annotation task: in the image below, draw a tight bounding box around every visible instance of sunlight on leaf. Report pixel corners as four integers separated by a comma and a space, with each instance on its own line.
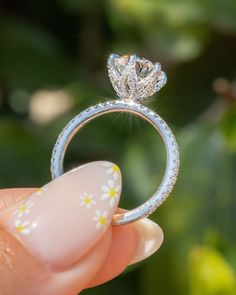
189, 246, 236, 295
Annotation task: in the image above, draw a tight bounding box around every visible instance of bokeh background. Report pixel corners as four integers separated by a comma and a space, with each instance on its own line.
1, 0, 236, 294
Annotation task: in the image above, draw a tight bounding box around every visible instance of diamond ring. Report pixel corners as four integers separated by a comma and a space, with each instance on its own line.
51, 53, 180, 225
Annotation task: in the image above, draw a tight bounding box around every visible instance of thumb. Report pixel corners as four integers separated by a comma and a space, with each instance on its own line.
0, 161, 121, 295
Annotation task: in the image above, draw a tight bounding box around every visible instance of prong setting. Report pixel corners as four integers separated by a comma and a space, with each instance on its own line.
107, 53, 167, 102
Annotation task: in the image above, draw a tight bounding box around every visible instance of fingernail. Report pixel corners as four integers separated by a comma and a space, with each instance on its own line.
2, 161, 121, 269
129, 219, 164, 265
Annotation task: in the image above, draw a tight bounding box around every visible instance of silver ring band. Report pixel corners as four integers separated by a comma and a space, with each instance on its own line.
51, 99, 180, 225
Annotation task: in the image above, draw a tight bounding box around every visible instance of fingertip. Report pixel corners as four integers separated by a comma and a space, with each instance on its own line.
87, 218, 164, 288
129, 218, 164, 265
87, 223, 138, 288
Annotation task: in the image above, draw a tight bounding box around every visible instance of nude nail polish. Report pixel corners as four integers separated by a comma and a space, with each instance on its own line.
129, 218, 164, 265
1, 161, 122, 269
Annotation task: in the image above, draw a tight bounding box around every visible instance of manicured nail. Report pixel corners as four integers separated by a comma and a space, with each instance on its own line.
129, 219, 164, 265
1, 161, 121, 269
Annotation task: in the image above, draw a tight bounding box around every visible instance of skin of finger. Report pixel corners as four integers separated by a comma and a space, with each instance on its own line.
87, 223, 139, 288
0, 189, 141, 293
0, 225, 52, 295
44, 229, 113, 295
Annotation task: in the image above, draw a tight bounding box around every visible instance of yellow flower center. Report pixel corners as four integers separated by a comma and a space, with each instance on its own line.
19, 205, 27, 212
112, 165, 119, 172
84, 197, 91, 205
99, 216, 107, 225
16, 224, 24, 233
108, 188, 117, 198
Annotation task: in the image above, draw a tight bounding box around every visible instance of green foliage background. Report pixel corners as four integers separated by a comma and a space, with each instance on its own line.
0, 0, 236, 294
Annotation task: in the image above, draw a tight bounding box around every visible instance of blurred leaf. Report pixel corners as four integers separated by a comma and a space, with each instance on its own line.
188, 246, 236, 295
142, 117, 236, 294
0, 18, 77, 91
0, 118, 49, 187
59, 0, 103, 11
220, 107, 236, 151
108, 0, 236, 61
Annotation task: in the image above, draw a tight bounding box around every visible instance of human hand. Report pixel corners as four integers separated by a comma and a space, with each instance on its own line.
0, 161, 163, 295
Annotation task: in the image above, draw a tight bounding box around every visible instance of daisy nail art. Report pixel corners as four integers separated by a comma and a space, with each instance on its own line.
101, 179, 121, 207
93, 210, 108, 231
102, 162, 120, 180
79, 193, 96, 209
35, 186, 48, 196
14, 200, 35, 218
15, 220, 31, 235
5, 162, 121, 268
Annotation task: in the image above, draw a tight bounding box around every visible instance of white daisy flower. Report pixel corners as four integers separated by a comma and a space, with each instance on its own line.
101, 179, 121, 207
102, 162, 120, 180
14, 200, 35, 218
79, 193, 96, 209
15, 220, 31, 235
93, 210, 108, 231
35, 186, 48, 196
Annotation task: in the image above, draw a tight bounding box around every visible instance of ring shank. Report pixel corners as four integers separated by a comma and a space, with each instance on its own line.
51, 100, 179, 225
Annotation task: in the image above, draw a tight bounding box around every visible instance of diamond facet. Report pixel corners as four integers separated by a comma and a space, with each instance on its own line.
107, 53, 167, 102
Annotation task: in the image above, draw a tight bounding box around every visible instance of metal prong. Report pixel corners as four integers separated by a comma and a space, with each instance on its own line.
128, 54, 137, 64
153, 62, 161, 74
160, 71, 167, 86
156, 71, 167, 91
107, 53, 120, 67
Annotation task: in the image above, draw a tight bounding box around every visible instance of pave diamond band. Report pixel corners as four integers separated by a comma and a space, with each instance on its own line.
50, 53, 180, 225
51, 100, 180, 225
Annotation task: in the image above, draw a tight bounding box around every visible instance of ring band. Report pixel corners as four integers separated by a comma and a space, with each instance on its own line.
51, 53, 180, 225
51, 100, 179, 225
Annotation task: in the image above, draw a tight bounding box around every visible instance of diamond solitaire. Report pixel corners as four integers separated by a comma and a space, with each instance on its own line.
51, 53, 179, 225
107, 54, 167, 102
